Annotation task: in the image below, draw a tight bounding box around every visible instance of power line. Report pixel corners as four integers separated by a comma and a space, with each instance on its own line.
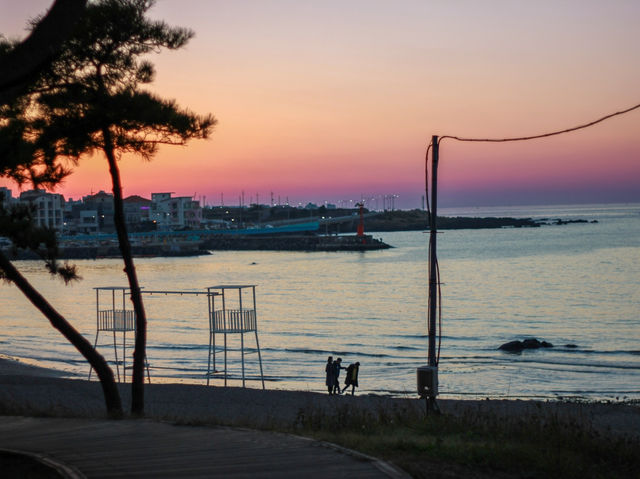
439, 101, 640, 144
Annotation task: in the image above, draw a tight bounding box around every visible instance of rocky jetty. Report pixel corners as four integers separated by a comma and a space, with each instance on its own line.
202, 234, 391, 252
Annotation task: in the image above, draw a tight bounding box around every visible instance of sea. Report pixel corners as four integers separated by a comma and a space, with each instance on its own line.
1, 203, 639, 401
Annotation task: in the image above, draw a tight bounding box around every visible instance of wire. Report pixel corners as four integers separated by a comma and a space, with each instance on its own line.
424, 141, 432, 226
436, 257, 442, 366
439, 101, 640, 144
426, 100, 640, 370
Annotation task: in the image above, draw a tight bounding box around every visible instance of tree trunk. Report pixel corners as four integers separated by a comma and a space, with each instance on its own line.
0, 250, 123, 417
102, 126, 147, 416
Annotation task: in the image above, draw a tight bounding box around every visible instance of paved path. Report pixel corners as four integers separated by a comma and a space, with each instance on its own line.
0, 417, 407, 478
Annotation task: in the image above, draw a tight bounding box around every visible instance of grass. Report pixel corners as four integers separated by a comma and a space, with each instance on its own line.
285, 402, 640, 479
2, 396, 639, 478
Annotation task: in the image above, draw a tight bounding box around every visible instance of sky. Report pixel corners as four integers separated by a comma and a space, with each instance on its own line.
1, 0, 639, 209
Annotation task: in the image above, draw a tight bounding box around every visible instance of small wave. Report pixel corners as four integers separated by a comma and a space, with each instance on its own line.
391, 345, 423, 351
523, 348, 640, 357
494, 357, 640, 371
548, 389, 640, 395
599, 350, 640, 356
542, 348, 640, 356
150, 344, 207, 351
267, 331, 329, 338
263, 347, 398, 359
387, 334, 428, 340
263, 347, 328, 355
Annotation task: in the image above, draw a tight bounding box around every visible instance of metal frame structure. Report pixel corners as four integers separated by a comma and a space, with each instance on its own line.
89, 286, 150, 383
89, 285, 265, 389
206, 285, 265, 389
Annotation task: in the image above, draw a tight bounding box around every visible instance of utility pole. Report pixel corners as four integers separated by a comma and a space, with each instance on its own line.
426, 135, 439, 412
418, 135, 440, 413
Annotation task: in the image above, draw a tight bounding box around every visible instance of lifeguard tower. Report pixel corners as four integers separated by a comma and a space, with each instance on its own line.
89, 286, 149, 383
206, 285, 265, 389
89, 284, 265, 388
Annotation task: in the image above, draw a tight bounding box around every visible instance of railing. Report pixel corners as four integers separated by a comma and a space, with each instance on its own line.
97, 309, 136, 332
212, 309, 256, 333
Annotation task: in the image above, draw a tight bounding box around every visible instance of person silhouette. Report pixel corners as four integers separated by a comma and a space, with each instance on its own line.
342, 362, 360, 395
333, 357, 345, 394
325, 356, 335, 395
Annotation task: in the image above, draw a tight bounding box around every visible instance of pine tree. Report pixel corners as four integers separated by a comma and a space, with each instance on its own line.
1, 1, 123, 418
1, 0, 216, 415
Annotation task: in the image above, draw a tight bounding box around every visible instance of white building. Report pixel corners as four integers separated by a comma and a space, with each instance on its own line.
19, 189, 64, 231
78, 210, 99, 234
150, 192, 202, 230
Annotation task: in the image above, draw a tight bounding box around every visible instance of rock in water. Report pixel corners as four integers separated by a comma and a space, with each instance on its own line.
499, 338, 554, 352
498, 340, 525, 352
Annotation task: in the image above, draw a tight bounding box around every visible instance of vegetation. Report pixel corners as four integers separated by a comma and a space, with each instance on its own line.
1, 0, 215, 415
0, 0, 87, 105
289, 403, 640, 479
1, 387, 637, 478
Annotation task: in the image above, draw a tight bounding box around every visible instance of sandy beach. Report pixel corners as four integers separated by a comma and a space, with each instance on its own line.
0, 356, 638, 440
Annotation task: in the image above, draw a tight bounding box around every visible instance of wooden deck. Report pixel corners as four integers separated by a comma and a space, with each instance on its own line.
0, 417, 407, 478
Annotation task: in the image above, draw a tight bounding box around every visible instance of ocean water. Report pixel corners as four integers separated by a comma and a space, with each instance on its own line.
1, 203, 639, 400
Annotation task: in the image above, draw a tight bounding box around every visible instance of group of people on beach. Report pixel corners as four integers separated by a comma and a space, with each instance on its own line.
325, 356, 360, 395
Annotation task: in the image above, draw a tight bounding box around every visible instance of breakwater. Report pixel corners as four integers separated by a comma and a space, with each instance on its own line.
2, 234, 390, 260
201, 234, 390, 251
3, 243, 209, 260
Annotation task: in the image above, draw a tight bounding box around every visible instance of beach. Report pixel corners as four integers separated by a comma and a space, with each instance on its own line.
1, 356, 638, 440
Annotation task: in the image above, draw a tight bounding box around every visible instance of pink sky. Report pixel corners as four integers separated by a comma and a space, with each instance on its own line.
1, 0, 639, 208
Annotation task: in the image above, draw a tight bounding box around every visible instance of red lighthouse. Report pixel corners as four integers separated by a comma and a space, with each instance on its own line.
355, 202, 365, 238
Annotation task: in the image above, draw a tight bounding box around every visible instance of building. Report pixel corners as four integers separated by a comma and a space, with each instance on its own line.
151, 192, 201, 230
78, 210, 99, 234
123, 195, 153, 231
82, 191, 115, 233
19, 189, 64, 231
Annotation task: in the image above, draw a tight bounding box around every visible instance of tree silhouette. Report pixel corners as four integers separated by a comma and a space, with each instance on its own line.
0, 198, 123, 417
1, 0, 215, 415
0, 0, 87, 105
0, 1, 123, 417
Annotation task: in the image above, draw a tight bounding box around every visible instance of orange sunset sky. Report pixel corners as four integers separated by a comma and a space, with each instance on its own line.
1, 0, 639, 209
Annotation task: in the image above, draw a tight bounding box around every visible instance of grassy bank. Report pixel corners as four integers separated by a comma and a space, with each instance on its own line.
287, 402, 640, 479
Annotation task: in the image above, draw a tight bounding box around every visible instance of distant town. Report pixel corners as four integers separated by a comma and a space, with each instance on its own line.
0, 186, 385, 236
1, 186, 577, 242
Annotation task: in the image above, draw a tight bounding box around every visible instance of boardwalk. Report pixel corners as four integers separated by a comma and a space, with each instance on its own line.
0, 417, 407, 478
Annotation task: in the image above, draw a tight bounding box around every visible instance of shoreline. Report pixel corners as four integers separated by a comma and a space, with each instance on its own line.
0, 355, 72, 378
1, 356, 638, 441
2, 354, 638, 403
